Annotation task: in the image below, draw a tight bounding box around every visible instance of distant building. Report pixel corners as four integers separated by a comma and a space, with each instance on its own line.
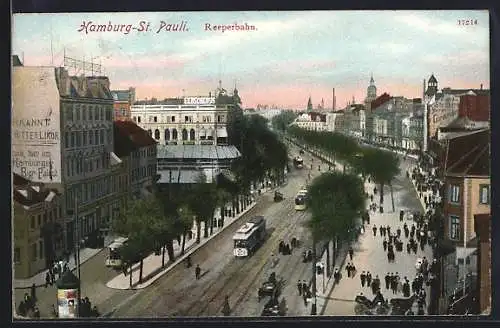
13, 173, 63, 278
130, 93, 232, 146
291, 112, 328, 131
458, 91, 490, 122
111, 87, 135, 121
364, 74, 378, 111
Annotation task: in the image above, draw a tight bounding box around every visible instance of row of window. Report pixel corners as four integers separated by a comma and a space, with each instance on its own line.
448, 184, 490, 205
115, 109, 129, 117
131, 164, 156, 182
29, 207, 61, 230
131, 146, 156, 159
133, 114, 225, 124
64, 129, 112, 149
65, 153, 111, 178
66, 174, 115, 209
65, 103, 113, 122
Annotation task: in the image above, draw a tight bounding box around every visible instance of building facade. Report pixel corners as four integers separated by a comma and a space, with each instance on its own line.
111, 87, 135, 122
474, 213, 491, 314
13, 174, 64, 278
291, 112, 328, 131
114, 120, 158, 200
130, 96, 231, 146
12, 65, 124, 253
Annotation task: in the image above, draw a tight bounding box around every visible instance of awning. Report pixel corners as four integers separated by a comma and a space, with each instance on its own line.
217, 128, 228, 138
110, 152, 122, 166
206, 129, 214, 137
199, 129, 206, 137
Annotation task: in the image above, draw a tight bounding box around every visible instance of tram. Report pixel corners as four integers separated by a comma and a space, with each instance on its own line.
294, 188, 308, 210
233, 216, 267, 257
293, 156, 304, 169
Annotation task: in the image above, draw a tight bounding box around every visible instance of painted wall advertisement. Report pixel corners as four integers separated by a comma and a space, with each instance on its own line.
12, 67, 62, 183
57, 288, 78, 318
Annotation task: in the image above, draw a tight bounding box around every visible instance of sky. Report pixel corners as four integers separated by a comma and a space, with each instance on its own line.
12, 11, 490, 109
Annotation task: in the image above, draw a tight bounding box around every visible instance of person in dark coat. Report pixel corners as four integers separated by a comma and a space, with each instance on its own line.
302, 281, 308, 295
297, 280, 302, 296
18, 301, 26, 317
366, 272, 372, 287
346, 263, 351, 277
360, 271, 366, 287
383, 239, 388, 251
397, 228, 402, 238
30, 284, 37, 303
384, 273, 390, 290
372, 225, 377, 237
348, 247, 354, 260
334, 269, 340, 283
45, 272, 51, 288
350, 264, 356, 278
386, 226, 391, 236
195, 265, 201, 280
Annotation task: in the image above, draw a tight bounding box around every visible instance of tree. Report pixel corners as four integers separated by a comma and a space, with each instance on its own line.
305, 172, 365, 314
177, 204, 195, 254
271, 110, 298, 132
188, 172, 219, 242
360, 148, 400, 212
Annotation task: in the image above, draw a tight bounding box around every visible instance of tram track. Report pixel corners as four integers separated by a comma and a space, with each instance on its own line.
183, 200, 307, 316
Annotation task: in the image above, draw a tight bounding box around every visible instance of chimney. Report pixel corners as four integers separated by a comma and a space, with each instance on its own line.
332, 88, 335, 110
480, 84, 483, 90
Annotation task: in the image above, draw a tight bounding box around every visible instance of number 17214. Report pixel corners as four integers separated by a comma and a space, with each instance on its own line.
458, 19, 478, 26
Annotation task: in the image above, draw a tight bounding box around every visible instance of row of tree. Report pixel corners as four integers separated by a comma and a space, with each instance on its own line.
112, 92, 290, 287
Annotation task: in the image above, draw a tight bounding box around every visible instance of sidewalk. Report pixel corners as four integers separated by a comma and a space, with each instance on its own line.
106, 194, 271, 290
15, 235, 117, 289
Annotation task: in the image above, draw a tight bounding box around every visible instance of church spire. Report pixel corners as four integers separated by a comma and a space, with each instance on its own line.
307, 96, 313, 112
370, 73, 374, 84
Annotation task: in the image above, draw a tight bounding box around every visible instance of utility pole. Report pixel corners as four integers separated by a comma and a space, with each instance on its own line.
73, 192, 82, 317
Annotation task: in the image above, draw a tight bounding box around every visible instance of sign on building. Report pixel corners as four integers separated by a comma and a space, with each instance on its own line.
183, 97, 216, 105
12, 67, 62, 183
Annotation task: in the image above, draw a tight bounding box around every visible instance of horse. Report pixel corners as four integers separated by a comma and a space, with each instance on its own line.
390, 294, 418, 313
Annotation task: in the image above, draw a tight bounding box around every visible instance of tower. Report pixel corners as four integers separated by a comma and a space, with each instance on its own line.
332, 88, 336, 110
425, 74, 438, 97
364, 73, 377, 111
307, 96, 313, 112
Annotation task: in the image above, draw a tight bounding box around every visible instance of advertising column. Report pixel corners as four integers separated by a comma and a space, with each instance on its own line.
56, 270, 80, 318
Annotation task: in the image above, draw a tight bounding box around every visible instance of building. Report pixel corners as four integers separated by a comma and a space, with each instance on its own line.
130, 95, 231, 146
111, 87, 136, 121
401, 113, 424, 150
13, 173, 63, 278
474, 213, 491, 314
364, 74, 378, 111
458, 91, 490, 122
291, 112, 328, 131
12, 65, 120, 253
442, 129, 490, 291
114, 121, 158, 201
156, 144, 241, 185
341, 104, 366, 139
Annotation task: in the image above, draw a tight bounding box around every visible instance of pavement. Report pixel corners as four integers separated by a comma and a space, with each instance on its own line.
320, 155, 434, 316
106, 201, 258, 290
14, 234, 117, 289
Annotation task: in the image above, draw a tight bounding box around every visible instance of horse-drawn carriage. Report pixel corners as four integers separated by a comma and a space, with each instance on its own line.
354, 293, 389, 315
389, 294, 418, 315
258, 272, 283, 301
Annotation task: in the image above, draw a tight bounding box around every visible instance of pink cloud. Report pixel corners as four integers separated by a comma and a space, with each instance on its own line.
101, 54, 188, 70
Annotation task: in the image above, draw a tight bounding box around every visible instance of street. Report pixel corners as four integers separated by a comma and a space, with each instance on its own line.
109, 144, 321, 317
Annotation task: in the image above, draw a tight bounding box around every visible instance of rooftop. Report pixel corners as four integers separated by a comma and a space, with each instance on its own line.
156, 145, 241, 160
111, 90, 131, 102
445, 129, 490, 177
114, 121, 157, 157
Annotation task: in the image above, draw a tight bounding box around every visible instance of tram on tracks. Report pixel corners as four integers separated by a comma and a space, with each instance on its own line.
294, 188, 308, 211
233, 216, 267, 257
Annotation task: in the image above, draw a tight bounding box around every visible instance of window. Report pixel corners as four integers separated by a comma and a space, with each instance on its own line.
100, 107, 104, 120
43, 213, 47, 224
449, 215, 460, 240
137, 116, 141, 123
479, 185, 490, 204
14, 247, 20, 264
133, 116, 137, 122
449, 184, 460, 203
95, 130, 99, 144
89, 130, 93, 145
39, 240, 44, 259
37, 214, 41, 227
185, 116, 189, 122
83, 131, 87, 145
76, 105, 81, 121
31, 243, 37, 261
94, 106, 98, 121
67, 105, 73, 121
71, 132, 76, 148
154, 116, 158, 123
76, 131, 81, 147
65, 132, 70, 148
89, 106, 93, 121
171, 116, 175, 123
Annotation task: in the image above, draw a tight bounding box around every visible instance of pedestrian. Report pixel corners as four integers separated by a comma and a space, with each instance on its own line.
372, 225, 377, 237
30, 283, 37, 303
50, 271, 56, 284
360, 271, 366, 287
195, 264, 201, 280
302, 281, 308, 294
384, 273, 390, 290
366, 272, 372, 288
222, 295, 231, 316
386, 226, 391, 236
383, 239, 388, 251
397, 228, 401, 238
351, 264, 357, 278
303, 290, 308, 306
334, 269, 340, 283
45, 272, 51, 288
297, 280, 302, 296
346, 263, 351, 278
18, 301, 26, 317
348, 247, 354, 260
33, 306, 40, 318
